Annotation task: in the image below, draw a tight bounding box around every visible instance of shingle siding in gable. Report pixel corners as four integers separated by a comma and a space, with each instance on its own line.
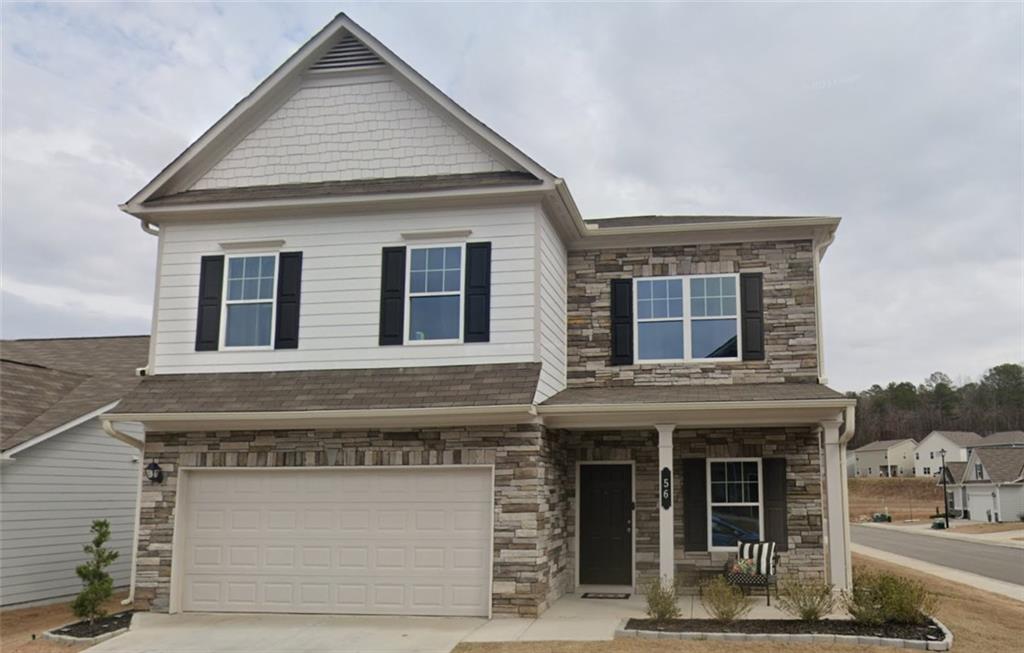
192, 77, 512, 190
564, 240, 819, 387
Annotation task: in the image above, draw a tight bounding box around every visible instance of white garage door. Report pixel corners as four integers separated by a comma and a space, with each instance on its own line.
178, 467, 493, 616
967, 488, 995, 521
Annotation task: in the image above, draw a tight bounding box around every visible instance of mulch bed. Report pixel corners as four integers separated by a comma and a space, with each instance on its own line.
51, 611, 132, 639
625, 618, 944, 641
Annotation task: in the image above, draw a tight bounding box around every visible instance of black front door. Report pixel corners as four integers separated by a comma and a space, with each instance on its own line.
579, 464, 632, 585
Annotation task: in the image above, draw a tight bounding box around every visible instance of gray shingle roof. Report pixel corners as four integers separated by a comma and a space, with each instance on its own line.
977, 431, 1024, 447
0, 336, 149, 452
943, 461, 968, 484
585, 215, 834, 229
145, 171, 541, 207
928, 431, 984, 445
542, 383, 846, 406
852, 438, 916, 453
108, 363, 541, 415
974, 448, 1024, 484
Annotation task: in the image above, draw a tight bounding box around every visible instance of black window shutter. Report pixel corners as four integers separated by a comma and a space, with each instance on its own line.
379, 246, 406, 346
464, 242, 491, 342
274, 252, 303, 349
763, 458, 789, 551
194, 255, 224, 351
740, 272, 765, 361
610, 279, 633, 365
681, 458, 708, 552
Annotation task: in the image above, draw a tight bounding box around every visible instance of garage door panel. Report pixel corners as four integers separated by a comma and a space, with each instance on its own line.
180, 468, 492, 616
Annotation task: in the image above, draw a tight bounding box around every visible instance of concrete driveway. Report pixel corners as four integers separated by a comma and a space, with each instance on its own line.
84, 612, 488, 653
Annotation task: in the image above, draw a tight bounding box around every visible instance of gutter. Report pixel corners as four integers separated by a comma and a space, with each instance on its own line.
538, 397, 856, 416
101, 419, 145, 607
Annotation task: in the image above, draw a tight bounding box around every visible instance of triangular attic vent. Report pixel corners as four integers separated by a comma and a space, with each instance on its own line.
309, 35, 384, 72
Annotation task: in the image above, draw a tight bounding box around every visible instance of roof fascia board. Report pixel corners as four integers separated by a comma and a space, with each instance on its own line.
105, 404, 539, 432
124, 15, 348, 208
125, 184, 552, 223
1, 401, 120, 459
569, 222, 839, 251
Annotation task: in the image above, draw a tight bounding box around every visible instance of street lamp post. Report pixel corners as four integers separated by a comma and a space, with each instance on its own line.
939, 448, 949, 528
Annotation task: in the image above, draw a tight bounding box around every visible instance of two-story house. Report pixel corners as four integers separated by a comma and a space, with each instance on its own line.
104, 14, 855, 619
849, 439, 916, 477
912, 430, 983, 477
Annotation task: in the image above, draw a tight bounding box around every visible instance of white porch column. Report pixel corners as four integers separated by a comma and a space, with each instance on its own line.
655, 424, 675, 584
821, 418, 852, 590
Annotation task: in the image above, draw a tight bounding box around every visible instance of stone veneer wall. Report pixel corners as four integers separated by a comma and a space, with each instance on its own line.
566, 240, 818, 386
135, 425, 569, 617
559, 427, 824, 589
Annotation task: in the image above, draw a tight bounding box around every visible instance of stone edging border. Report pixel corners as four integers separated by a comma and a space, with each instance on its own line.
614, 617, 954, 651
42, 626, 130, 646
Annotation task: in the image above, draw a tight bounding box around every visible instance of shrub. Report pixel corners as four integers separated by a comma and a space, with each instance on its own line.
700, 576, 752, 623
931, 519, 947, 529
871, 512, 893, 523
72, 520, 120, 624
641, 577, 681, 621
842, 567, 937, 626
777, 579, 835, 621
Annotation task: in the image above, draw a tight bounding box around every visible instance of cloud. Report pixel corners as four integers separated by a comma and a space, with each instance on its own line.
2, 2, 1020, 392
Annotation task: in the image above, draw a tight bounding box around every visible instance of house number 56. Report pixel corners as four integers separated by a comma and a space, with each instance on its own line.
660, 467, 672, 510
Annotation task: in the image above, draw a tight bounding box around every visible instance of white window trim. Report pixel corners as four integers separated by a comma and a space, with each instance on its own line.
404, 242, 466, 346
633, 273, 742, 364
706, 457, 764, 552
220, 252, 279, 351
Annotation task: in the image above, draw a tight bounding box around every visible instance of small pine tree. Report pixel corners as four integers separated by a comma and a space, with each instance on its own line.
72, 520, 120, 623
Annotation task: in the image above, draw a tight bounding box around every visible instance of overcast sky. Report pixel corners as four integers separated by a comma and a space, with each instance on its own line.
2, 2, 1021, 392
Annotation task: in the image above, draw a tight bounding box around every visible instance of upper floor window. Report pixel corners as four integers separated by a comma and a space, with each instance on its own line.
223, 254, 277, 348
635, 274, 739, 362
975, 463, 984, 479
407, 245, 463, 342
929, 451, 934, 459
915, 452, 919, 460
708, 458, 762, 550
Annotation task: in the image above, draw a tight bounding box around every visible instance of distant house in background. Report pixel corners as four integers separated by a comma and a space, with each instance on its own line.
972, 430, 1024, 452
850, 439, 917, 477
0, 336, 148, 606
912, 431, 984, 477
949, 448, 1024, 522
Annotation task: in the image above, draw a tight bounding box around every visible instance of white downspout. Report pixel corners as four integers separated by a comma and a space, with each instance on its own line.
813, 230, 836, 385
102, 419, 145, 606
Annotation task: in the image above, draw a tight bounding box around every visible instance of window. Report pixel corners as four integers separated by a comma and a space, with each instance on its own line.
915, 452, 920, 460
223, 254, 276, 347
923, 467, 931, 475
707, 459, 762, 550
929, 451, 934, 459
975, 463, 984, 479
407, 245, 463, 342
635, 274, 739, 362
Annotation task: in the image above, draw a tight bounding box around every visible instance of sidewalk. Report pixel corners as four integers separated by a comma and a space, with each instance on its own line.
853, 543, 1024, 603
857, 519, 1024, 549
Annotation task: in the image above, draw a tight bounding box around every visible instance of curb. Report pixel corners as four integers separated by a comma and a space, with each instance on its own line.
856, 522, 1024, 550
42, 626, 130, 646
614, 617, 954, 650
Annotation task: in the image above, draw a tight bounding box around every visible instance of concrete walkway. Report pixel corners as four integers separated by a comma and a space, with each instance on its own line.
857, 520, 1024, 549
853, 543, 1024, 603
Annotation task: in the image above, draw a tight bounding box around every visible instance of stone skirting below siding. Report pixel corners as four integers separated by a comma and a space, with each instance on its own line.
135, 425, 568, 617
566, 240, 819, 386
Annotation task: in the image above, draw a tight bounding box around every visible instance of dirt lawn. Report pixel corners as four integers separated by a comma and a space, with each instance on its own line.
0, 593, 127, 653
454, 555, 1024, 653
951, 522, 1024, 534
847, 477, 944, 522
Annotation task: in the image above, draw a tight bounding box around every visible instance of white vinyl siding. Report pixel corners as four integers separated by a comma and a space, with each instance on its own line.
0, 418, 143, 607
535, 210, 567, 402
151, 204, 539, 374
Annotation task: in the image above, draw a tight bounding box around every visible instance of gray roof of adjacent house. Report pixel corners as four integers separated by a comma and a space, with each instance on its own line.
942, 461, 968, 484
108, 363, 542, 415
976, 431, 1024, 447
0, 336, 149, 452
973, 448, 1024, 484
541, 383, 846, 405
927, 430, 984, 446
585, 214, 833, 229
144, 171, 541, 207
851, 438, 916, 453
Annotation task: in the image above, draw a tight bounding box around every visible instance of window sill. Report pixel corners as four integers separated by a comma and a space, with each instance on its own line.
404, 339, 464, 346
632, 357, 744, 365
220, 345, 275, 351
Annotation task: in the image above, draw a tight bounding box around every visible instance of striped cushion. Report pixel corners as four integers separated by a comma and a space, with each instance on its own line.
737, 541, 776, 576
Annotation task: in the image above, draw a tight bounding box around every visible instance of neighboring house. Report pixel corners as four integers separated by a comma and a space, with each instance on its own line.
949, 448, 1024, 522
972, 430, 1024, 452
940, 461, 968, 515
849, 439, 916, 477
104, 14, 856, 619
912, 430, 983, 477
0, 336, 148, 606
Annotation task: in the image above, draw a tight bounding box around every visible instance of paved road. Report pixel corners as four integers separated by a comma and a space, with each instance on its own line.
851, 525, 1024, 585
